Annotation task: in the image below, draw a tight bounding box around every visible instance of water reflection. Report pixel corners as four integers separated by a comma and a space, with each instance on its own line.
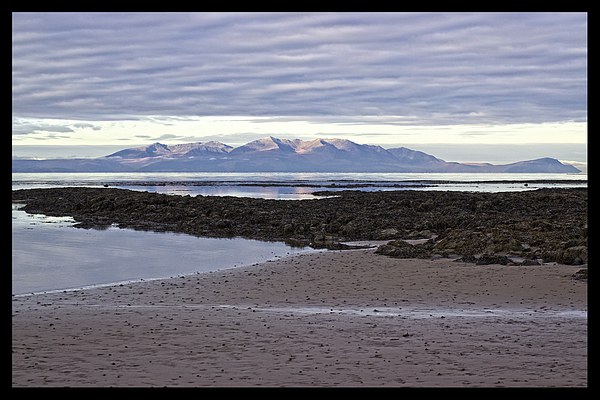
12, 208, 317, 295
118, 184, 322, 199
12, 171, 588, 200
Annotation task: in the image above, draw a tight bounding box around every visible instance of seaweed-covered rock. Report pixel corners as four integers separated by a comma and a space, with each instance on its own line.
11, 187, 587, 264
433, 230, 489, 256
520, 258, 541, 266
377, 228, 400, 239
474, 254, 511, 265
560, 246, 588, 265
573, 268, 588, 281
542, 245, 588, 265
455, 255, 478, 264
374, 239, 434, 259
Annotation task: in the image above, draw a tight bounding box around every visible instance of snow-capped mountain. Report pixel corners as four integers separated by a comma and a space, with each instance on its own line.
106, 141, 233, 159
106, 142, 172, 159
12, 137, 581, 173
228, 137, 298, 154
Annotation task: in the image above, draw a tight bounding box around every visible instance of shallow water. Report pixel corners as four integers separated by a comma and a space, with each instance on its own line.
49, 303, 587, 320
255, 306, 588, 319
12, 171, 587, 199
12, 206, 317, 295
11, 171, 588, 294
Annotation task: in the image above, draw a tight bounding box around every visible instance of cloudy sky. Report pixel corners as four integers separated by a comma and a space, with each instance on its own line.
12, 12, 587, 165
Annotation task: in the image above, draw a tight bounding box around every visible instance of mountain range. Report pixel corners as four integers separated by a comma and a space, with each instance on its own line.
12, 136, 581, 173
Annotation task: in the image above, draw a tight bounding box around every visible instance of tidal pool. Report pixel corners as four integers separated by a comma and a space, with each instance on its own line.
12, 205, 317, 295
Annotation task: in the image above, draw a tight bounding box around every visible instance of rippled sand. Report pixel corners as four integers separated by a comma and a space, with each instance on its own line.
12, 249, 587, 387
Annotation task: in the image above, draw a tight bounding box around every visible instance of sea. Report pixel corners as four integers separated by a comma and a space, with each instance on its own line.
12, 172, 587, 295
11, 171, 588, 198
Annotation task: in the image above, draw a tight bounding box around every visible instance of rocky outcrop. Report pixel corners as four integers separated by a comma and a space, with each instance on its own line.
374, 239, 435, 258
12, 187, 587, 265
573, 268, 588, 281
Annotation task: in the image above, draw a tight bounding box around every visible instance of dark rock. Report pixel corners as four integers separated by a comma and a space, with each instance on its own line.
573, 268, 588, 281
455, 255, 478, 263
520, 258, 541, 266
11, 187, 587, 263
474, 254, 511, 265
560, 246, 588, 265
377, 228, 399, 239
374, 239, 434, 259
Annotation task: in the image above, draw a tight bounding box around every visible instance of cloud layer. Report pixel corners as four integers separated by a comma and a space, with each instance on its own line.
12, 12, 587, 125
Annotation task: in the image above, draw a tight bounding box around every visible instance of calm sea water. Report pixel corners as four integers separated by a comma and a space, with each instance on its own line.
12, 171, 588, 199
12, 171, 587, 295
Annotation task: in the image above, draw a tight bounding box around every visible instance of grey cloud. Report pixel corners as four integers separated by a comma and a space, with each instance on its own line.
72, 123, 101, 130
26, 136, 53, 141
133, 133, 200, 143
12, 12, 587, 125
153, 134, 180, 141
12, 122, 74, 135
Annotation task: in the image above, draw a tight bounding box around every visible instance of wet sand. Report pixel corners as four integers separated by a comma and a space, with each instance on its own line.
12, 249, 587, 387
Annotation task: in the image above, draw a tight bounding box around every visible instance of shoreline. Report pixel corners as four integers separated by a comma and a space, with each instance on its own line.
11, 187, 588, 263
12, 249, 587, 387
11, 247, 330, 298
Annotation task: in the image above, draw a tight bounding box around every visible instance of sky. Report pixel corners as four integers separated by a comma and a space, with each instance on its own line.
11, 12, 587, 166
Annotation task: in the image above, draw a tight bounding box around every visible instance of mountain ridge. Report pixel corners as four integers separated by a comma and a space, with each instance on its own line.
12, 137, 581, 173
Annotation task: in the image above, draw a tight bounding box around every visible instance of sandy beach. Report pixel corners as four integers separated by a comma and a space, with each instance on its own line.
12, 248, 587, 387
